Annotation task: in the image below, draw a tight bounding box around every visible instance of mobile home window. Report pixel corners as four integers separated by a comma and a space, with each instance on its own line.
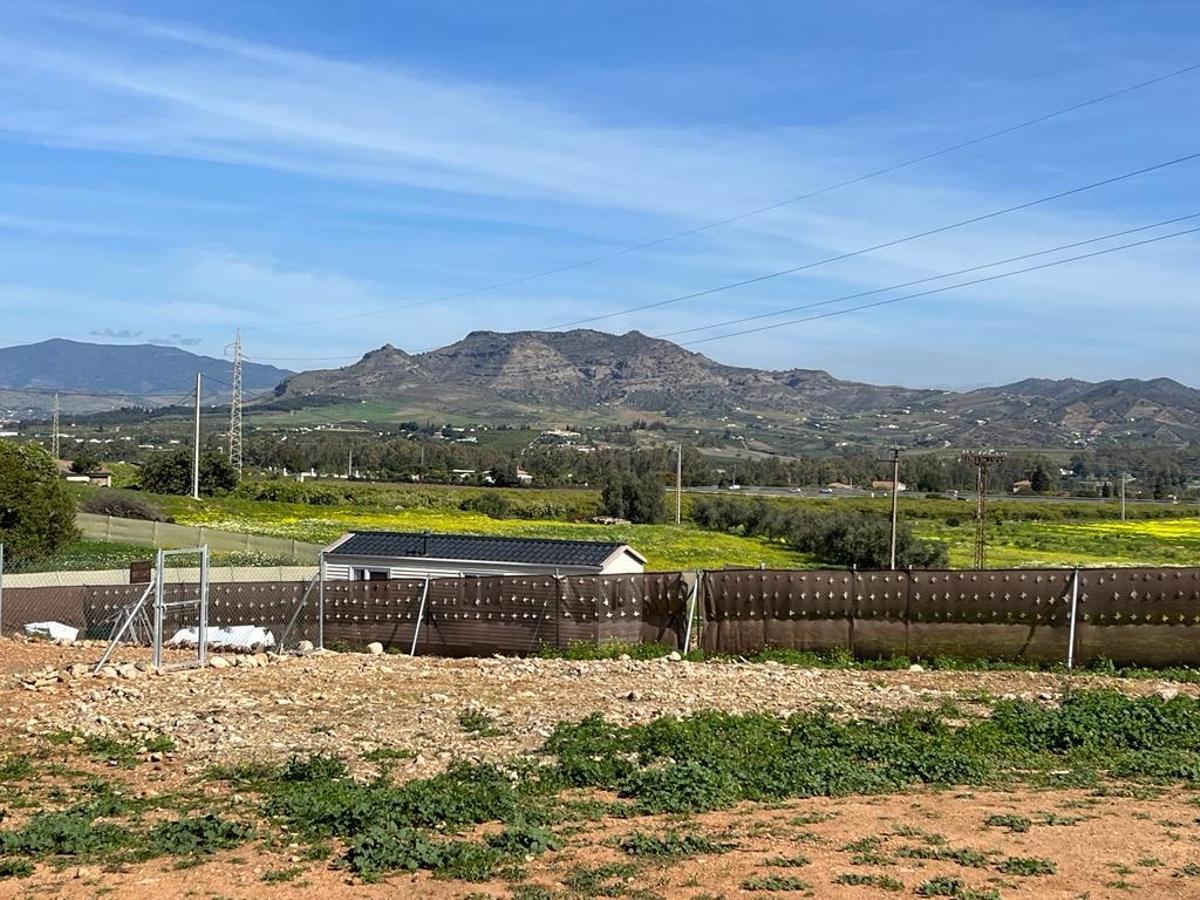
356, 568, 391, 581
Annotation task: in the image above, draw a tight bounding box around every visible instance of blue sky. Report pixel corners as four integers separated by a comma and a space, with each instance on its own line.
0, 0, 1197, 387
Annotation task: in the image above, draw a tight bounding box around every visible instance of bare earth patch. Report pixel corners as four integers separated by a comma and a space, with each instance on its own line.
2, 638, 1200, 898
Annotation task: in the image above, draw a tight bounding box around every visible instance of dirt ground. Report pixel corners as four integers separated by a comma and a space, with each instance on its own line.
2, 638, 1200, 898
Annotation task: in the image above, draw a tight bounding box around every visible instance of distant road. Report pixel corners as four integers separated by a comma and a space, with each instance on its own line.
683, 485, 1181, 507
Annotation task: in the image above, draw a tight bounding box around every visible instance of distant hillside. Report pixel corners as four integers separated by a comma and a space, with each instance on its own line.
272, 329, 1200, 449
0, 339, 291, 415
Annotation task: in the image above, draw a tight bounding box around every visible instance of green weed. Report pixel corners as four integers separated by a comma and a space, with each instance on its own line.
742, 874, 810, 891
261, 866, 304, 883
544, 691, 1200, 815
146, 814, 254, 857
0, 859, 34, 879
983, 814, 1030, 833
997, 856, 1057, 876
616, 830, 734, 859
457, 710, 506, 737
764, 854, 810, 868
897, 845, 990, 868
0, 756, 35, 782
915, 876, 999, 899
834, 872, 903, 891
562, 861, 640, 896
361, 747, 415, 763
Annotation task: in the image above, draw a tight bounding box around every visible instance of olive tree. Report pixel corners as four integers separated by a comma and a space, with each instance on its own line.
0, 442, 78, 569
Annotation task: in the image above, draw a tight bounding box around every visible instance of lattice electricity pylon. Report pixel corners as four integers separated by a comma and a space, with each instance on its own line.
227, 330, 244, 477
961, 450, 1006, 569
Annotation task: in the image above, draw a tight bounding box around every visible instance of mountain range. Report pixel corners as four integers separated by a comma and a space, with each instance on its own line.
273, 330, 1200, 449
3, 332, 1198, 449
0, 339, 290, 416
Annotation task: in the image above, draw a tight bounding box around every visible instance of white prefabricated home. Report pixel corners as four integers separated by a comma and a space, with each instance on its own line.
322, 531, 647, 580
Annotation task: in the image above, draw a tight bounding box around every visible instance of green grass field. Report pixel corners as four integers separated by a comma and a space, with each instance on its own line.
168, 502, 809, 570
22, 539, 300, 573
917, 517, 1200, 568
73, 481, 1200, 571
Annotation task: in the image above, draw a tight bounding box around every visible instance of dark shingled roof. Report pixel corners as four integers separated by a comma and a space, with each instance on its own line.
330, 532, 637, 567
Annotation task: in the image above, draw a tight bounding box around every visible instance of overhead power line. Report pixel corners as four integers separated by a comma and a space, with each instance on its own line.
545, 148, 1200, 330
248, 216, 1200, 381
684, 223, 1200, 345
238, 60, 1200, 334
661, 211, 1200, 340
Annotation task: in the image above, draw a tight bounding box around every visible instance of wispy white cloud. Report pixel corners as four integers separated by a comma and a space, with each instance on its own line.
0, 2, 1197, 385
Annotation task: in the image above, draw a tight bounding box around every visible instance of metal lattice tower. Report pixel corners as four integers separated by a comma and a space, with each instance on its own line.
961, 450, 1006, 569
51, 393, 60, 460
227, 330, 244, 477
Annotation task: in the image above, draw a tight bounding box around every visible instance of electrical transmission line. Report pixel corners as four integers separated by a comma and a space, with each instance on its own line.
238, 60, 1200, 335
661, 211, 1200, 340
245, 216, 1200, 380
544, 149, 1200, 330
683, 222, 1200, 345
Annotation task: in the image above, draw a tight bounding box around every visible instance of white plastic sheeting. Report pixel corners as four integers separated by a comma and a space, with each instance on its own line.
23, 621, 80, 642
167, 625, 275, 649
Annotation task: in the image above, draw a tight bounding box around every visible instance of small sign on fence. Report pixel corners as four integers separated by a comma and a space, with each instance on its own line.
129, 561, 153, 584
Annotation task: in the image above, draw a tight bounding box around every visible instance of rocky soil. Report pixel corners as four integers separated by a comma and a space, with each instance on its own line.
2, 638, 1194, 777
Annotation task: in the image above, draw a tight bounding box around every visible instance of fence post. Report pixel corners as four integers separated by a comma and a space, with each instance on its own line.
198, 545, 210, 668
317, 552, 326, 651
152, 549, 165, 669
0, 543, 5, 638
682, 573, 698, 653
848, 566, 858, 659
1066, 568, 1081, 671
410, 577, 431, 656
555, 575, 562, 650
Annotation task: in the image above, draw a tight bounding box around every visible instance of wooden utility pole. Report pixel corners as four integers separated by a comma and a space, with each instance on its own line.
961, 450, 1006, 569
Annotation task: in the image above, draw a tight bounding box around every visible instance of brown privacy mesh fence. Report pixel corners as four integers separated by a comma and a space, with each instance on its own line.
700, 567, 1200, 667
3, 567, 1199, 666
321, 572, 690, 656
